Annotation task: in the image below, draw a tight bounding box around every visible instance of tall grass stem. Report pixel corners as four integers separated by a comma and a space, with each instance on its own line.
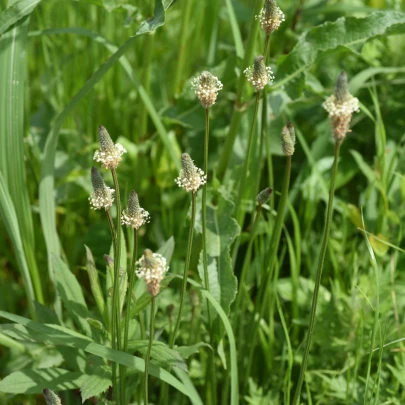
144, 296, 156, 405
292, 140, 341, 405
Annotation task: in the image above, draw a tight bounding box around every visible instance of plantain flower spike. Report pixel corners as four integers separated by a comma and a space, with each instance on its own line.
136, 249, 169, 296
281, 122, 296, 156
93, 125, 127, 169
175, 153, 207, 193
43, 389, 62, 405
121, 191, 150, 229
244, 56, 274, 91
191, 71, 223, 109
89, 167, 115, 210
323, 71, 359, 141
256, 0, 285, 33
256, 187, 273, 205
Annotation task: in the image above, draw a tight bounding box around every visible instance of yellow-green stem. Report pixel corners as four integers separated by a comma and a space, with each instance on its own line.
122, 229, 138, 404
144, 296, 156, 405
202, 107, 217, 404
170, 192, 196, 347
292, 140, 341, 405
235, 91, 261, 225
111, 168, 122, 404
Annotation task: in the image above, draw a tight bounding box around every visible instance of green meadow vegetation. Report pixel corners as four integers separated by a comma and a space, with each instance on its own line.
1, 0, 405, 403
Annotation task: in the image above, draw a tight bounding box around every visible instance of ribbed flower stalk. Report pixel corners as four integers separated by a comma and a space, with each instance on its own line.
145, 295, 155, 405
121, 191, 149, 404
292, 72, 359, 405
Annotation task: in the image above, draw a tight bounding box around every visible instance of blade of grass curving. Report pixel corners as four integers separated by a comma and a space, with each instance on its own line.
0, 0, 43, 304
0, 0, 41, 35
0, 173, 35, 317
38, 0, 178, 276
224, 0, 244, 59
185, 277, 239, 405
0, 310, 201, 403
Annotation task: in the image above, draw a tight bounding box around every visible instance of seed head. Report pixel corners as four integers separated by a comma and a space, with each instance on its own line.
93, 125, 127, 169
281, 122, 296, 156
322, 71, 359, 141
191, 71, 223, 109
256, 0, 285, 33
136, 249, 169, 296
121, 191, 150, 229
175, 153, 207, 193
43, 389, 62, 405
256, 187, 273, 205
89, 167, 115, 210
244, 56, 274, 91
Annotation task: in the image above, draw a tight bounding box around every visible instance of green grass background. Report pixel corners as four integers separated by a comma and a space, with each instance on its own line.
1, 0, 405, 403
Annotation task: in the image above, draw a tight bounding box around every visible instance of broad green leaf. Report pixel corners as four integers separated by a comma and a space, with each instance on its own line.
0, 311, 200, 403
350, 150, 377, 184
369, 233, 390, 257
0, 368, 86, 394
39, 0, 179, 276
53, 256, 91, 337
0, 0, 41, 35
127, 340, 187, 371
176, 342, 211, 359
80, 366, 111, 403
275, 11, 405, 97
157, 236, 175, 263
198, 189, 239, 337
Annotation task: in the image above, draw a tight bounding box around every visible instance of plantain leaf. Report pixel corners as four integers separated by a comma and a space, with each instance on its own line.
198, 189, 239, 338
0, 0, 41, 35
0, 368, 86, 394
127, 340, 187, 371
275, 11, 405, 98
0, 310, 200, 403
80, 366, 111, 403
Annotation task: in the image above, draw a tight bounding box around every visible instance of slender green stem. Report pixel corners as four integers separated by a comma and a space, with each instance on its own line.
202, 107, 217, 404
217, 0, 263, 180
111, 168, 122, 405
235, 92, 261, 225
263, 33, 271, 60
244, 155, 292, 388
122, 229, 138, 404
145, 296, 156, 405
170, 192, 196, 347
105, 208, 118, 397
292, 140, 341, 405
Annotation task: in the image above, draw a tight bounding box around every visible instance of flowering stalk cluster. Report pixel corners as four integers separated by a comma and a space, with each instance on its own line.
256, 0, 285, 33
122, 191, 150, 229
136, 249, 169, 297
175, 153, 207, 193
191, 71, 223, 109
89, 167, 115, 210
244, 55, 274, 91
322, 71, 359, 141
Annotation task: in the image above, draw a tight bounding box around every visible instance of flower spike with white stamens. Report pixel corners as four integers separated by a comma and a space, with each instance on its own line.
256, 0, 285, 33
244, 56, 274, 91
191, 71, 223, 109
322, 71, 360, 140
136, 249, 169, 296
89, 167, 115, 210
175, 153, 207, 193
121, 191, 150, 229
93, 125, 127, 169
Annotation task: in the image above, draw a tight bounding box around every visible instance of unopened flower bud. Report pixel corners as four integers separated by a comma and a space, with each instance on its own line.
136, 249, 169, 297
244, 56, 274, 91
191, 71, 223, 109
43, 389, 62, 405
256, 0, 285, 33
175, 153, 207, 193
94, 125, 127, 169
121, 191, 150, 229
89, 167, 115, 210
322, 71, 359, 141
281, 122, 295, 156
256, 187, 273, 205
